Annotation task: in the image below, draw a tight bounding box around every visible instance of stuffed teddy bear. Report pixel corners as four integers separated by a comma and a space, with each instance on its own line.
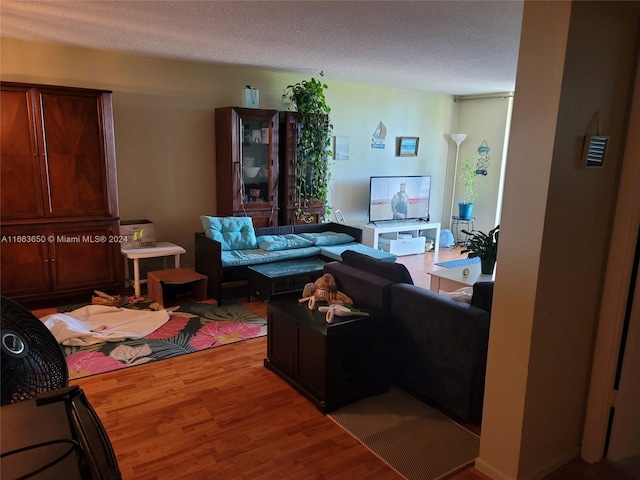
298, 273, 353, 310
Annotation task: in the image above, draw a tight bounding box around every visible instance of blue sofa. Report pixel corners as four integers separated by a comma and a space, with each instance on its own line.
194, 217, 396, 303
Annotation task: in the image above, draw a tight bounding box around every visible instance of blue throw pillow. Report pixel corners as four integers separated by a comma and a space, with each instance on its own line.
299, 231, 355, 246
256, 234, 314, 252
200, 216, 257, 251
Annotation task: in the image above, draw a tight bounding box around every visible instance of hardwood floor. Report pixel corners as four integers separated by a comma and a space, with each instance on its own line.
61, 246, 629, 479
75, 337, 398, 479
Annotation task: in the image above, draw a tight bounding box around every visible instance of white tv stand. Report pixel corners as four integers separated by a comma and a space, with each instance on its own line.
362, 221, 441, 255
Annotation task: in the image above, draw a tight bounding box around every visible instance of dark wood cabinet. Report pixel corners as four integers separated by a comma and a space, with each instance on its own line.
265, 294, 390, 413
1, 86, 46, 221
0, 222, 120, 297
0, 226, 51, 296
278, 112, 325, 225
0, 82, 121, 301
215, 107, 279, 228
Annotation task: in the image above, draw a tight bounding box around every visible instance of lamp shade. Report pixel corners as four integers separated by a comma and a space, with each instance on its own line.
450, 133, 468, 146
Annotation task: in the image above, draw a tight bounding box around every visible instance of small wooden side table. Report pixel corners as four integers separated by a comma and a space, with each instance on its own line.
121, 242, 186, 297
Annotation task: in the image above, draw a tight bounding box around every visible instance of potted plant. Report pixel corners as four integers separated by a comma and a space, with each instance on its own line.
283, 78, 333, 223
458, 156, 479, 220
461, 224, 500, 275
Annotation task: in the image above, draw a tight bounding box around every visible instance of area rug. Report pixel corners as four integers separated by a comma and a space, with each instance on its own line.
33, 298, 266, 380
435, 257, 480, 268
329, 387, 480, 480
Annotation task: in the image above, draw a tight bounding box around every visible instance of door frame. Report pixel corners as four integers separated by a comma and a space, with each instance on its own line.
581, 54, 640, 463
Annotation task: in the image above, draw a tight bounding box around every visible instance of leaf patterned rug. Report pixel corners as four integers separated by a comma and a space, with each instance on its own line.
33, 298, 266, 380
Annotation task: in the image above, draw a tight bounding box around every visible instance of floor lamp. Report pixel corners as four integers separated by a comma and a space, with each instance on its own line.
449, 133, 468, 224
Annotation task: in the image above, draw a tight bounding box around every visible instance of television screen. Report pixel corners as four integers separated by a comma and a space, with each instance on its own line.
368, 175, 431, 223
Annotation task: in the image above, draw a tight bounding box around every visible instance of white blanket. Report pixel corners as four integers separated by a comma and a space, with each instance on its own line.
42, 305, 170, 346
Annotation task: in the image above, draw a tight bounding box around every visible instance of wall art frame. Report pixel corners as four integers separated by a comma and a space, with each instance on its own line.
397, 136, 419, 157
333, 136, 350, 160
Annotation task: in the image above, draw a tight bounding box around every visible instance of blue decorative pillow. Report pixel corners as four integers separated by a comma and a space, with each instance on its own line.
299, 231, 355, 246
256, 234, 314, 252
200, 216, 257, 251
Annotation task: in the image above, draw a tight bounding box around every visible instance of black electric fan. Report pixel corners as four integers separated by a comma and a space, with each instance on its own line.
1, 296, 68, 405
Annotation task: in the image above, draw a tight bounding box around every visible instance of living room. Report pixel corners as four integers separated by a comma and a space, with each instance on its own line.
1, 2, 639, 480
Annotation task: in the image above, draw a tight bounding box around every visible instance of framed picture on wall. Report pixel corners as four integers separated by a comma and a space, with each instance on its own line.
333, 136, 350, 160
397, 137, 419, 157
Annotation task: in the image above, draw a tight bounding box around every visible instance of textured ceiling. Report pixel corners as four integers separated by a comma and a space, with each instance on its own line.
1, 0, 524, 95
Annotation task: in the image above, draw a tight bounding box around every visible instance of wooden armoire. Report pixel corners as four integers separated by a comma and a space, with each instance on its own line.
0, 82, 122, 302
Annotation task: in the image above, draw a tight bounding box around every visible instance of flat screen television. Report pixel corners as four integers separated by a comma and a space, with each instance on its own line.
368, 175, 431, 223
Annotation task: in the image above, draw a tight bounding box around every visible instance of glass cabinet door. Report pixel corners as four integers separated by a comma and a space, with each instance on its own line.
215, 107, 279, 227
240, 117, 271, 204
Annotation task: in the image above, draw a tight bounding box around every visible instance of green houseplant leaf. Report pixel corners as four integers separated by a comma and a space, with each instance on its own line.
283, 78, 333, 222
461, 225, 500, 263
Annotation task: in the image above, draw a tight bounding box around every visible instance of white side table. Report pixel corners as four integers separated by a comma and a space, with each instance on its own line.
121, 242, 186, 297
428, 263, 494, 292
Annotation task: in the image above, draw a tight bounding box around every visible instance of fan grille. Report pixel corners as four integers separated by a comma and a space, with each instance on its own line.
1, 297, 68, 405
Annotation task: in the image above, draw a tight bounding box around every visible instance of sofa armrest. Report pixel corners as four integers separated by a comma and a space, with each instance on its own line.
390, 283, 490, 422
195, 232, 223, 303
472, 281, 494, 313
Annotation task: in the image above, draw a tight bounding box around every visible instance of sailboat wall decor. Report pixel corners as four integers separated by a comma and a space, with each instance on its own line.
371, 121, 387, 149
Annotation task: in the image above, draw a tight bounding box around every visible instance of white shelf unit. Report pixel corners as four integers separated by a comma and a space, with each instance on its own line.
362, 221, 441, 256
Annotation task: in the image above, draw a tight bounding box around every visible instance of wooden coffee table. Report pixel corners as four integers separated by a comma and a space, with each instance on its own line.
247, 258, 327, 301
429, 262, 495, 292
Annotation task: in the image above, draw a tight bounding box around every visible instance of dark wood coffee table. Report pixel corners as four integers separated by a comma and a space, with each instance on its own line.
247, 258, 327, 301
264, 293, 390, 413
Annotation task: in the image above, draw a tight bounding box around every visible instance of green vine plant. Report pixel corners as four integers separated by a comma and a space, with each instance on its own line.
283, 78, 333, 222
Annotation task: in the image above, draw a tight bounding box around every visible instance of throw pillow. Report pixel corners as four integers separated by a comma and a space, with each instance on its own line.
256, 234, 314, 251
299, 231, 355, 246
200, 216, 257, 251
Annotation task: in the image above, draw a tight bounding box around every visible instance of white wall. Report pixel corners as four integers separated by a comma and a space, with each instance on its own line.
327, 84, 455, 227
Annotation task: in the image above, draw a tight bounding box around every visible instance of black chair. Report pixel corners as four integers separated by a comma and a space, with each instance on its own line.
1, 296, 68, 405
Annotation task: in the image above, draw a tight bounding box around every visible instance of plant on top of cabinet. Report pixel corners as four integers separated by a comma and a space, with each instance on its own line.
283, 78, 333, 223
